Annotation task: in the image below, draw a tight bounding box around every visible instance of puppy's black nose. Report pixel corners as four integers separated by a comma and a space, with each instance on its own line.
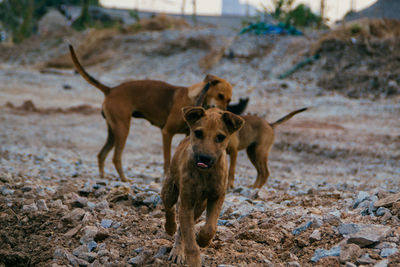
199, 155, 212, 165
195, 154, 214, 169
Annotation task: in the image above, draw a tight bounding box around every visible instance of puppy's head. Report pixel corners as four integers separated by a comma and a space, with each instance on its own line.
182, 106, 244, 170
203, 74, 232, 110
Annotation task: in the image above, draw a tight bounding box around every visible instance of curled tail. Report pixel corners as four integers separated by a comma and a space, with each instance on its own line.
270, 107, 307, 128
69, 45, 111, 95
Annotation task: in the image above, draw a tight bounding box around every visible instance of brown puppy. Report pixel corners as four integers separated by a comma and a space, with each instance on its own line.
161, 107, 244, 267
227, 108, 307, 189
69, 45, 233, 181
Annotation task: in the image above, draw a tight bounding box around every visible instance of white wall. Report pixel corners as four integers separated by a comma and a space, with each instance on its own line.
100, 0, 378, 23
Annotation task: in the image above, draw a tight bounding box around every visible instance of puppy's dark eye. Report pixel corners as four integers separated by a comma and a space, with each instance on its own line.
216, 134, 226, 143
218, 94, 224, 100
194, 130, 203, 139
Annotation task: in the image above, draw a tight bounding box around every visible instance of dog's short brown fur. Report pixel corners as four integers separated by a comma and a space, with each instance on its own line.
69, 45, 234, 181
227, 108, 307, 189
161, 107, 244, 267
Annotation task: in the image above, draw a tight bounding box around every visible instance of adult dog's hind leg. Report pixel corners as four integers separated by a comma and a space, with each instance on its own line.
111, 117, 131, 182
97, 124, 115, 178
247, 144, 270, 188
254, 151, 270, 188
246, 144, 259, 187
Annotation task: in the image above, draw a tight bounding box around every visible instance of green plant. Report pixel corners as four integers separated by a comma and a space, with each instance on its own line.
286, 3, 321, 27
349, 24, 362, 35
0, 0, 99, 42
72, 0, 90, 31
251, 0, 322, 28
129, 10, 140, 22
271, 0, 295, 20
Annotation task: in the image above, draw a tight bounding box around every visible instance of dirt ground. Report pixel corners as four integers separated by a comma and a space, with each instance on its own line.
0, 24, 400, 267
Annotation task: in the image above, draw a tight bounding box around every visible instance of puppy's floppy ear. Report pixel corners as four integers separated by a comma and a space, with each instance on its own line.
222, 111, 244, 134
182, 106, 205, 126
204, 74, 220, 86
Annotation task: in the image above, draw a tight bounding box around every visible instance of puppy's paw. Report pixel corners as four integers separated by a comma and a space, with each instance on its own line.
168, 245, 185, 264
186, 252, 202, 267
196, 229, 213, 248
165, 220, 177, 236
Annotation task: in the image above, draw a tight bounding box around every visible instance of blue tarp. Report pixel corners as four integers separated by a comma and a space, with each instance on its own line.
240, 22, 302, 36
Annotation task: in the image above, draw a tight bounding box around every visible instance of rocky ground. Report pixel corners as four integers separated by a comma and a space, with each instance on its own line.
1, 23, 400, 267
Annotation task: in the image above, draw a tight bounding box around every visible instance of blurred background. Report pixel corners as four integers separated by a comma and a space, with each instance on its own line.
1, 0, 398, 43
101, 0, 377, 24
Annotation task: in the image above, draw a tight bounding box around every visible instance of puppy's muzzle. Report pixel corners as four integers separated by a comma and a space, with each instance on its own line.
194, 154, 215, 169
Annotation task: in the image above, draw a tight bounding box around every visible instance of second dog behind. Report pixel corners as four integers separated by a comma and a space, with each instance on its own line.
161, 107, 244, 267
227, 107, 307, 189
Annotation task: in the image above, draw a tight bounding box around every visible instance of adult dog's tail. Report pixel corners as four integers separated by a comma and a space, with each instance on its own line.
69, 45, 111, 95
270, 107, 307, 128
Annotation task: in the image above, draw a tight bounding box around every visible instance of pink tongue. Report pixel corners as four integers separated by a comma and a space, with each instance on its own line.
197, 162, 208, 168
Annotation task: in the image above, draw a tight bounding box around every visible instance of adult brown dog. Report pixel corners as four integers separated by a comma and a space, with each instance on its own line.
69, 45, 234, 182
227, 107, 307, 189
161, 107, 244, 267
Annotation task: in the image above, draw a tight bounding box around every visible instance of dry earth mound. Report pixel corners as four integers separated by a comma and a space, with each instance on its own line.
313, 19, 400, 98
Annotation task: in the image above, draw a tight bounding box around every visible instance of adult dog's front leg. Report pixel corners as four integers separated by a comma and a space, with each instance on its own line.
227, 138, 239, 189
179, 204, 201, 267
227, 149, 238, 189
196, 196, 225, 248
161, 129, 174, 174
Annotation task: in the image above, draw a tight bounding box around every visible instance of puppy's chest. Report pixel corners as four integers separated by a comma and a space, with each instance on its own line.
183, 169, 226, 197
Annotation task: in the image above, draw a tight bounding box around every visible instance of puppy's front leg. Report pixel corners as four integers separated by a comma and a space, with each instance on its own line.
161, 175, 178, 236
197, 196, 225, 248
168, 227, 185, 264
179, 203, 201, 267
